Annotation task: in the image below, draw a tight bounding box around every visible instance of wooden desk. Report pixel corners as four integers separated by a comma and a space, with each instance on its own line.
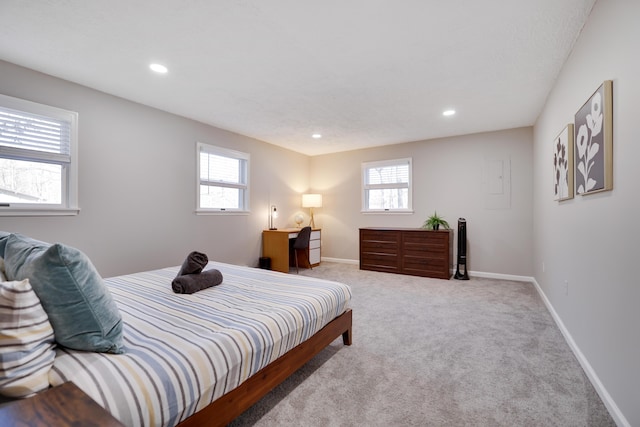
0, 382, 124, 426
262, 228, 321, 273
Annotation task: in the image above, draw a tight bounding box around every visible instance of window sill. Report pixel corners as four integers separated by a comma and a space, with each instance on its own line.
361, 209, 414, 214
0, 207, 80, 217
196, 209, 250, 216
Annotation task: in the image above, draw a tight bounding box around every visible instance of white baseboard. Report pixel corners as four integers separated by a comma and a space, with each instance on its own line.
530, 278, 629, 427
322, 261, 535, 283
466, 270, 534, 282
321, 257, 359, 265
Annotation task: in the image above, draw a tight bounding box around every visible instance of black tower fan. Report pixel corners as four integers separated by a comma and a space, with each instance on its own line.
454, 218, 470, 280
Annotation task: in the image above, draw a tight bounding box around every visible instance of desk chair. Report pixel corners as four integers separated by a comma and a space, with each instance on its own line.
293, 226, 312, 273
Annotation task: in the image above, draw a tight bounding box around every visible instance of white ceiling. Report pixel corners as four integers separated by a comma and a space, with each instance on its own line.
0, 1, 596, 156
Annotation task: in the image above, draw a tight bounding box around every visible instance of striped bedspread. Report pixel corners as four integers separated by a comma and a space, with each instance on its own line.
48, 262, 352, 427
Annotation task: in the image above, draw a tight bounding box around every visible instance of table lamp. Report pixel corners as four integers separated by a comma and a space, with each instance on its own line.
269, 205, 278, 230
302, 194, 322, 229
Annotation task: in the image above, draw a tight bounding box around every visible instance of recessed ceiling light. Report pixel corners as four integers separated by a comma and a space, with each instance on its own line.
443, 109, 456, 116
312, 133, 322, 139
149, 63, 168, 74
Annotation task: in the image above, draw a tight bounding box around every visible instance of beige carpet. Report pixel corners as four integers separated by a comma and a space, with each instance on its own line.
230, 263, 614, 426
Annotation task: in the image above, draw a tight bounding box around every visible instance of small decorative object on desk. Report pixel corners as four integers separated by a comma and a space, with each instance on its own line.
422, 211, 450, 230
269, 205, 278, 230
294, 213, 304, 228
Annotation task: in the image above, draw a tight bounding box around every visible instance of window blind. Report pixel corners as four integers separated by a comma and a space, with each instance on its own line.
366, 163, 409, 185
200, 153, 243, 184
0, 107, 71, 163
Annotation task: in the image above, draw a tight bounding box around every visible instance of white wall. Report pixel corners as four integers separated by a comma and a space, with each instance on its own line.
533, 0, 640, 425
0, 60, 310, 277
310, 127, 534, 276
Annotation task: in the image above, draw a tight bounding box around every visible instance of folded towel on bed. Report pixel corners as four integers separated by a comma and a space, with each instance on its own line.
172, 269, 223, 294
176, 251, 209, 276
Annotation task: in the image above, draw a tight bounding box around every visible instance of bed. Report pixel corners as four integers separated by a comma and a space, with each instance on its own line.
0, 233, 352, 427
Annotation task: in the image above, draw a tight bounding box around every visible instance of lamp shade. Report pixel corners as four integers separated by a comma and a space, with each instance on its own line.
302, 194, 322, 208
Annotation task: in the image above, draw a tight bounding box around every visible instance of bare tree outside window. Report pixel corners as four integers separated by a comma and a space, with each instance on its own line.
0, 159, 62, 203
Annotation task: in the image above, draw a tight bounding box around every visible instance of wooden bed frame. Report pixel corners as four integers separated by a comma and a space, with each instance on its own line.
177, 308, 352, 427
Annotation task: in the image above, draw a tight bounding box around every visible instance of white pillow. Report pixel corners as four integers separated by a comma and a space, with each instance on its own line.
0, 278, 56, 398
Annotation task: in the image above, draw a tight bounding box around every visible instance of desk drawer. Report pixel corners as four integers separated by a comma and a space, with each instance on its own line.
310, 230, 321, 265
310, 248, 321, 264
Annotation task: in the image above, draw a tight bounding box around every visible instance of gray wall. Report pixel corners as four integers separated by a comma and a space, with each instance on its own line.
310, 127, 534, 276
0, 60, 310, 277
0, 59, 534, 279
3, 2, 636, 421
533, 0, 639, 425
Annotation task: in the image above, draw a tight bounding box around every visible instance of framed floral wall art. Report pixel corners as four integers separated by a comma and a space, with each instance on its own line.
574, 80, 613, 195
553, 124, 574, 201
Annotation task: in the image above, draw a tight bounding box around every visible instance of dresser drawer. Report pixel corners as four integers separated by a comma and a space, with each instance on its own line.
360, 229, 399, 242
360, 240, 398, 254
401, 255, 449, 279
360, 253, 400, 273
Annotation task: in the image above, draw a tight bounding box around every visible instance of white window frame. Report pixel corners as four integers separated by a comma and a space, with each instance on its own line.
362, 157, 413, 213
0, 94, 79, 216
196, 142, 250, 215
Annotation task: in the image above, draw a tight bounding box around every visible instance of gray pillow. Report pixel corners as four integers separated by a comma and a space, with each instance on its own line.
4, 234, 124, 354
0, 231, 10, 258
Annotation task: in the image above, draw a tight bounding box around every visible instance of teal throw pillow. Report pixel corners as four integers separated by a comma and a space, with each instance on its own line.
0, 231, 11, 258
4, 234, 124, 354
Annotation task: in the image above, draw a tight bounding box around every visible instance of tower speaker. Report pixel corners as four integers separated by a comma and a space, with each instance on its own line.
454, 218, 470, 280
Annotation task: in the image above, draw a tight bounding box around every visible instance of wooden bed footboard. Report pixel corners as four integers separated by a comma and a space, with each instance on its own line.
177, 308, 352, 427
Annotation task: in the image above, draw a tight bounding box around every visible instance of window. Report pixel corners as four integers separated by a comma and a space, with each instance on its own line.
362, 158, 412, 212
0, 94, 78, 216
197, 142, 249, 213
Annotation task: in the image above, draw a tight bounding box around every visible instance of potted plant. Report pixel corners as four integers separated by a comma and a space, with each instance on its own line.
422, 211, 450, 230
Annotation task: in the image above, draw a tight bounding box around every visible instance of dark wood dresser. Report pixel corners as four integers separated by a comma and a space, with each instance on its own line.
359, 227, 452, 279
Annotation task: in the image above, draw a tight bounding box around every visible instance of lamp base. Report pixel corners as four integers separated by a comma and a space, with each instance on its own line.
309, 209, 316, 229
